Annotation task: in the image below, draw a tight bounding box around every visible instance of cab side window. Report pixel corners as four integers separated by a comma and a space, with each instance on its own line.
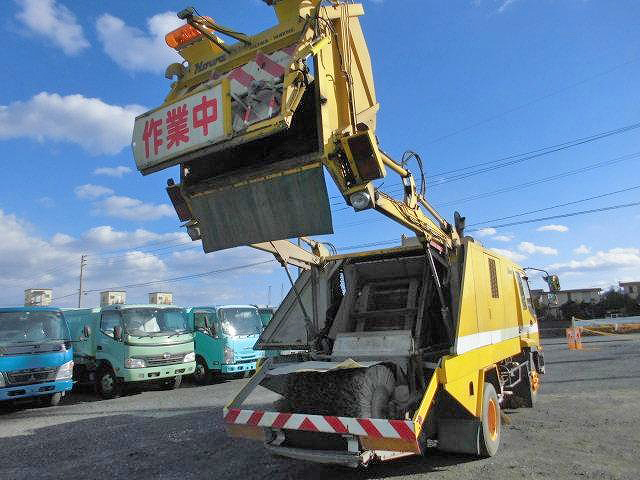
517, 273, 534, 311
195, 312, 216, 336
100, 311, 121, 337
194, 312, 207, 330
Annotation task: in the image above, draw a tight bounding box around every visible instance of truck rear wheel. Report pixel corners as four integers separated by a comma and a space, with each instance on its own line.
193, 357, 211, 385
480, 382, 501, 457
97, 367, 120, 399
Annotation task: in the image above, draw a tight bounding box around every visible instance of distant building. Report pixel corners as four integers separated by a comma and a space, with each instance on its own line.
555, 288, 602, 305
100, 291, 126, 307
24, 288, 52, 306
149, 292, 173, 305
619, 282, 640, 300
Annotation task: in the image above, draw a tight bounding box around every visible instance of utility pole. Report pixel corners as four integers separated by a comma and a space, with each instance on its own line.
78, 254, 87, 308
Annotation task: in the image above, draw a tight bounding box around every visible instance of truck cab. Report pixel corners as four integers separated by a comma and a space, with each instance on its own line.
65, 304, 195, 398
0, 307, 74, 407
186, 305, 265, 384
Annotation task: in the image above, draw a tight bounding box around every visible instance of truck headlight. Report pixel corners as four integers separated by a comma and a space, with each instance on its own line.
125, 358, 146, 369
223, 346, 235, 365
0, 373, 5, 388
55, 361, 74, 381
183, 351, 195, 363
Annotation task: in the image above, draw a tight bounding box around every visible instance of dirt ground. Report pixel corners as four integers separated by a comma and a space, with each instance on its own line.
1, 334, 639, 479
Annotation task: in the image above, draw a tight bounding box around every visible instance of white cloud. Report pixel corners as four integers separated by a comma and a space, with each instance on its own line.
476, 227, 497, 237
93, 166, 132, 178
497, 0, 519, 13
51, 233, 74, 246
0, 209, 281, 308
37, 197, 55, 208
93, 195, 174, 221
0, 92, 146, 155
74, 184, 114, 200
573, 244, 591, 255
548, 248, 640, 274
518, 241, 558, 256
82, 226, 187, 249
492, 235, 513, 242
490, 248, 527, 262
537, 224, 569, 233
96, 11, 183, 73
15, 0, 89, 55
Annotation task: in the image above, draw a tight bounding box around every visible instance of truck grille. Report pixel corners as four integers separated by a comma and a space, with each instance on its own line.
6, 367, 57, 386
144, 353, 185, 366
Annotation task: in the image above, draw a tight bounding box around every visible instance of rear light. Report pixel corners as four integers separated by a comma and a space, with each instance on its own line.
165, 23, 203, 49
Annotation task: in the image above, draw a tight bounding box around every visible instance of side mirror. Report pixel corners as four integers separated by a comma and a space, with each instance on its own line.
544, 274, 561, 293
113, 325, 123, 341
83, 325, 92, 339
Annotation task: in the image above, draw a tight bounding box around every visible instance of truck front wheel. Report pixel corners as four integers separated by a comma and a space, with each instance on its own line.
193, 357, 211, 385
97, 367, 120, 399
480, 382, 501, 457
47, 392, 63, 406
160, 375, 182, 390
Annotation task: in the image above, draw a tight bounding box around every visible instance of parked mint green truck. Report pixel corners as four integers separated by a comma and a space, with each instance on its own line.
64, 304, 195, 398
185, 305, 264, 384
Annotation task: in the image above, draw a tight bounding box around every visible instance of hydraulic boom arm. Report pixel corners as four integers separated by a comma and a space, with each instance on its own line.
133, 0, 459, 257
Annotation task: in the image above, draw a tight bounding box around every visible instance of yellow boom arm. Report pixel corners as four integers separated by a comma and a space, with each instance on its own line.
133, 0, 458, 254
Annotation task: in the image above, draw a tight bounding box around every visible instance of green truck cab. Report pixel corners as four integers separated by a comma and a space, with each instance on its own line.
64, 304, 195, 398
186, 305, 265, 384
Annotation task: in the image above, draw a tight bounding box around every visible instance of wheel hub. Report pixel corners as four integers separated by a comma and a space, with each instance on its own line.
487, 398, 498, 441
101, 374, 114, 392
530, 371, 540, 392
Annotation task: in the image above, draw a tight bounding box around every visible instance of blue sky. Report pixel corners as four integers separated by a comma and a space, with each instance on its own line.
0, 0, 639, 308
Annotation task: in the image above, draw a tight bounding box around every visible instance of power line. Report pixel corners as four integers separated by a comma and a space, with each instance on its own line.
425, 56, 639, 145
335, 199, 640, 252
466, 184, 640, 227
328, 119, 640, 201
468, 200, 640, 231
81, 260, 276, 294
435, 151, 640, 207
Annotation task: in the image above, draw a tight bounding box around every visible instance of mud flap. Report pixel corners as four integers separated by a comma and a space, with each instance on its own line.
437, 418, 481, 455
189, 164, 333, 252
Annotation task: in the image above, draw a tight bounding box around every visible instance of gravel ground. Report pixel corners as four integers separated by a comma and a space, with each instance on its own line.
1, 334, 639, 480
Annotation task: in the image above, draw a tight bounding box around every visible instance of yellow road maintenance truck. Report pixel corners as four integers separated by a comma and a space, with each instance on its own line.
131, 0, 559, 466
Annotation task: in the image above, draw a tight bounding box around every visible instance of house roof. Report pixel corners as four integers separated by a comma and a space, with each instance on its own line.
558, 288, 602, 293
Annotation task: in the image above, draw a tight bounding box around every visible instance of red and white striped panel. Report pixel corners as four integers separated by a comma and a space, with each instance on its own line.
223, 44, 299, 130
224, 408, 417, 442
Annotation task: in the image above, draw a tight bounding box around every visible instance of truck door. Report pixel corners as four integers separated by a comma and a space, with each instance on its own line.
474, 252, 506, 343
97, 310, 123, 369
194, 310, 221, 370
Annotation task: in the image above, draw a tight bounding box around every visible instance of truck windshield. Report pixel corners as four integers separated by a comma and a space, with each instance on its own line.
0, 310, 69, 345
121, 308, 190, 337
219, 308, 263, 337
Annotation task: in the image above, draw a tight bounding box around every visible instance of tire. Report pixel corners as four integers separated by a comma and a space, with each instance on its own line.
45, 392, 63, 407
160, 375, 182, 390
96, 366, 120, 399
480, 382, 501, 457
193, 357, 211, 385
513, 366, 539, 408
284, 365, 395, 418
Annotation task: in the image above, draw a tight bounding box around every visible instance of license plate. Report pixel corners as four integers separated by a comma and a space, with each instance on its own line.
132, 83, 227, 172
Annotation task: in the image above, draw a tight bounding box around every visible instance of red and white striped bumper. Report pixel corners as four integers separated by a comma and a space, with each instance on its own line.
223, 408, 420, 453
